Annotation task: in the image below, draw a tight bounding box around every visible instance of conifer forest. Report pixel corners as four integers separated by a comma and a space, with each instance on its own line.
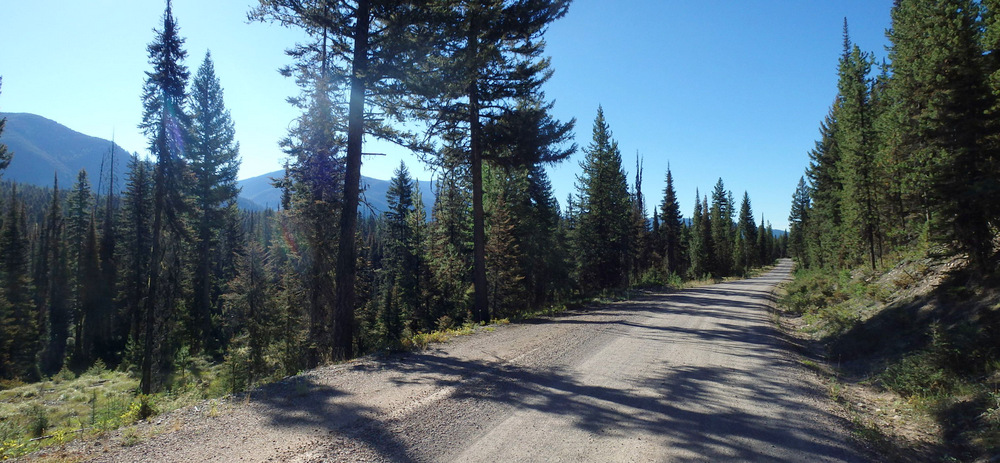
5, 0, 1000, 460
0, 0, 786, 401
788, 4, 1000, 274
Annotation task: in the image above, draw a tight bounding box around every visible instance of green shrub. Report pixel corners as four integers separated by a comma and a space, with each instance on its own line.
880, 351, 956, 399
27, 404, 48, 438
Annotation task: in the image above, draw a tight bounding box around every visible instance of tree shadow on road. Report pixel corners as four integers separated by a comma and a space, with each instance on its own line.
247, 261, 863, 461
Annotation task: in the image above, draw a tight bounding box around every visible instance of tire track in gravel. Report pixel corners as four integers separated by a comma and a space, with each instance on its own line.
71, 259, 863, 462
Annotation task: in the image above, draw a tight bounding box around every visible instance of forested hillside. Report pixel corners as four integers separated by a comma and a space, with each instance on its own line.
0, 1, 788, 456
785, 1, 1000, 459
0, 112, 131, 189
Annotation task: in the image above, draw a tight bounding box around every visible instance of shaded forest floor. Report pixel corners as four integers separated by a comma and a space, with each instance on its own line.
776, 252, 1000, 462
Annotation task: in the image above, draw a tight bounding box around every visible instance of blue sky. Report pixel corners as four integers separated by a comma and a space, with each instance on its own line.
0, 0, 894, 230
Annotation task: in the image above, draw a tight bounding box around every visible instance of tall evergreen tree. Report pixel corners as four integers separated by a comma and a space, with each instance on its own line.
413, 0, 573, 322
117, 155, 154, 366
75, 215, 103, 368
280, 78, 342, 367
187, 50, 241, 354
427, 161, 473, 325
629, 155, 650, 280
0, 190, 39, 380
575, 107, 632, 291
40, 176, 70, 375
66, 170, 94, 276
520, 165, 569, 307
836, 25, 881, 270
0, 78, 11, 174
406, 183, 433, 331
886, 0, 995, 269
252, 1, 346, 365
139, 0, 190, 399
225, 238, 275, 388
805, 105, 843, 268
688, 191, 713, 278
97, 143, 119, 366
709, 178, 734, 276
484, 181, 527, 318
756, 215, 770, 266
659, 167, 683, 276
66, 170, 94, 367
252, 0, 443, 360
734, 192, 758, 275
788, 176, 810, 264
382, 162, 418, 345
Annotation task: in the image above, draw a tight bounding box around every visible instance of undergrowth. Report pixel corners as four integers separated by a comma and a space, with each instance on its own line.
779, 255, 1000, 461
0, 354, 267, 460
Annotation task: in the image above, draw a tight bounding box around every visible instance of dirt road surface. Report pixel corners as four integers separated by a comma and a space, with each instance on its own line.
76, 259, 862, 462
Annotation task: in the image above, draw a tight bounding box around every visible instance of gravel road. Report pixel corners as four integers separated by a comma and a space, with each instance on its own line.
77, 259, 862, 462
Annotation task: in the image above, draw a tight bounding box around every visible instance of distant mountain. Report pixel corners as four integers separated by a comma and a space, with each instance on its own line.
238, 170, 436, 216
0, 112, 131, 189
0, 112, 437, 215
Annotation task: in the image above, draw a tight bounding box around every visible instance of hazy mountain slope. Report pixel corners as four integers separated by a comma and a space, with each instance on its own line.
0, 112, 131, 189
237, 169, 436, 215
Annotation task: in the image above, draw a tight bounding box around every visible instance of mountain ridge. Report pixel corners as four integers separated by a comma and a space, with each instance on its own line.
237, 169, 436, 216
0, 112, 435, 214
0, 112, 131, 190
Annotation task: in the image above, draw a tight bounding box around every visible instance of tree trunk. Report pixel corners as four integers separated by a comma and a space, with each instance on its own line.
469, 83, 489, 323
140, 124, 168, 400
331, 0, 371, 361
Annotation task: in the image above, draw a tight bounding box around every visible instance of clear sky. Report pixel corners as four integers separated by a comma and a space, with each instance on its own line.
0, 0, 895, 231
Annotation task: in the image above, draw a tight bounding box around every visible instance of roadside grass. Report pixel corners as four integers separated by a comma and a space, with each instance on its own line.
401, 317, 511, 350
778, 254, 1000, 461
0, 354, 263, 459
0, 365, 139, 459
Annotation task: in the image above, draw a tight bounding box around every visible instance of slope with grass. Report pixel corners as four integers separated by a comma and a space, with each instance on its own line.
777, 252, 1000, 461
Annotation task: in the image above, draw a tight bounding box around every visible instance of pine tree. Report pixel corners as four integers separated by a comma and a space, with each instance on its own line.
983, 0, 1000, 245
756, 215, 769, 267
406, 184, 434, 331
709, 179, 734, 276
225, 238, 275, 388
280, 76, 343, 368
484, 173, 527, 318
805, 106, 843, 268
836, 25, 881, 270
733, 192, 757, 275
117, 155, 154, 367
886, 0, 995, 268
187, 50, 241, 355
66, 170, 94, 367
67, 170, 94, 275
520, 165, 569, 307
659, 167, 684, 276
382, 162, 418, 346
413, 0, 573, 322
629, 155, 649, 280
575, 107, 632, 292
0, 78, 11, 174
0, 189, 39, 380
787, 177, 810, 264
427, 161, 473, 325
688, 191, 713, 278
139, 0, 191, 399
252, 0, 442, 360
40, 176, 70, 375
75, 215, 103, 368
97, 143, 119, 366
